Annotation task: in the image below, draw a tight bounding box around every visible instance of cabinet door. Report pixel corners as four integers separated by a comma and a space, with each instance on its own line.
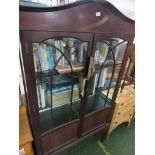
20, 31, 93, 137
82, 34, 129, 134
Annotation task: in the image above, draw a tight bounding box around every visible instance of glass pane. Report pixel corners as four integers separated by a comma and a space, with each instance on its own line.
86, 38, 127, 114
32, 37, 88, 133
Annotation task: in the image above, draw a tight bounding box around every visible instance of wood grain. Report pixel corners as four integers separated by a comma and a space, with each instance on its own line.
19, 143, 34, 155
106, 85, 135, 138
19, 105, 33, 146
19, 1, 135, 154
19, 105, 34, 155
20, 2, 134, 34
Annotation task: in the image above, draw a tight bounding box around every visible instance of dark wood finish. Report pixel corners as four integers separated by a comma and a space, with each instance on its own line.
20, 31, 43, 155
20, 1, 134, 34
83, 107, 110, 135
20, 30, 94, 155
45, 123, 109, 155
42, 121, 79, 154
20, 1, 135, 154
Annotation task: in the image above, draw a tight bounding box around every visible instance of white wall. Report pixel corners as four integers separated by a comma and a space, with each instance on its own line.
107, 0, 135, 20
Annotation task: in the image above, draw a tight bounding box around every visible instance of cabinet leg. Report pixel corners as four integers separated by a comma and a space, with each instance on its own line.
100, 128, 109, 141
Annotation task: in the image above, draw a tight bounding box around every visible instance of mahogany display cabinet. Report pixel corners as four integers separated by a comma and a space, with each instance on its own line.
19, 0, 135, 154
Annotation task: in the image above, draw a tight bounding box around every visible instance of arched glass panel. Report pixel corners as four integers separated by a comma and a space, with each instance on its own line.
86, 38, 127, 114
32, 37, 88, 133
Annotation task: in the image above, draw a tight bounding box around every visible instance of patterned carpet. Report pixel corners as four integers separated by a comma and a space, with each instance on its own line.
62, 122, 135, 155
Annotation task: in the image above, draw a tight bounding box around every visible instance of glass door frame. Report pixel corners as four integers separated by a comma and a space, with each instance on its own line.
81, 33, 134, 135
20, 30, 94, 153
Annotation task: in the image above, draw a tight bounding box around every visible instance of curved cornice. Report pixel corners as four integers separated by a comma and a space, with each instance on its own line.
19, 0, 135, 24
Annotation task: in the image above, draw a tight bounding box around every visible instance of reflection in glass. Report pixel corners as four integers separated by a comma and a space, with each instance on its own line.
86, 38, 127, 114
32, 37, 88, 133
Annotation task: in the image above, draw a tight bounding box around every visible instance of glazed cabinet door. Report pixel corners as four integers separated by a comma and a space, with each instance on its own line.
20, 31, 93, 154
82, 34, 132, 135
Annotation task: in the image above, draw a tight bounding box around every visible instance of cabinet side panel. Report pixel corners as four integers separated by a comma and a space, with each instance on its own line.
20, 31, 43, 155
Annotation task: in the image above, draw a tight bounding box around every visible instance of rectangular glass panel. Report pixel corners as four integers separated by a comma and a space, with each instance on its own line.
32, 37, 88, 133
86, 38, 127, 114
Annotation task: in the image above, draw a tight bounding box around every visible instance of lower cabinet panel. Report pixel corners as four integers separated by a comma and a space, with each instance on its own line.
41, 121, 79, 154
83, 107, 111, 134
41, 108, 111, 154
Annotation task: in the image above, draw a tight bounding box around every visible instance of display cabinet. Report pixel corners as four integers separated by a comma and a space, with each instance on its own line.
20, 0, 135, 154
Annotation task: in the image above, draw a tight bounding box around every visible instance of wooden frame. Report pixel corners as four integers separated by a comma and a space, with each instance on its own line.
20, 1, 135, 154
20, 31, 94, 154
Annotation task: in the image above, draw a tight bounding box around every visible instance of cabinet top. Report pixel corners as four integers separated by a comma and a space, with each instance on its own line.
20, 0, 135, 35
